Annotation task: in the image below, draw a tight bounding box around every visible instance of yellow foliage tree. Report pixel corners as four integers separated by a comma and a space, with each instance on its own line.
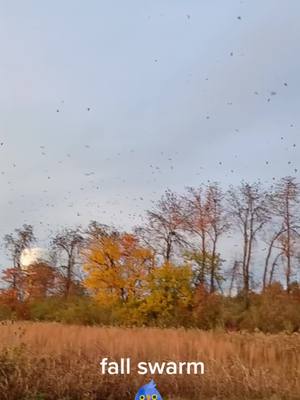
139, 262, 193, 326
83, 233, 154, 306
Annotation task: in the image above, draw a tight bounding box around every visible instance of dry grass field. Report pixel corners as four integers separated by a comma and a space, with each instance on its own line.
0, 322, 299, 400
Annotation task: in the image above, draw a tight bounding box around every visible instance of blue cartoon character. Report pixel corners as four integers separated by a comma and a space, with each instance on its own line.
134, 379, 163, 400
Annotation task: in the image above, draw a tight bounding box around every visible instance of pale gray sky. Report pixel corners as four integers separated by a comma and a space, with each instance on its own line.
0, 0, 300, 269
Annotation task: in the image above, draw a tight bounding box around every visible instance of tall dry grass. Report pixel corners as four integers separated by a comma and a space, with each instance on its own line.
0, 322, 299, 400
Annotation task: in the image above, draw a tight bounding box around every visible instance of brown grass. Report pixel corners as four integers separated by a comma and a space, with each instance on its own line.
0, 322, 299, 400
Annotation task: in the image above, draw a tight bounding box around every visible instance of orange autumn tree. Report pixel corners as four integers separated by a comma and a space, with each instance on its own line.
0, 267, 25, 310
0, 262, 56, 316
83, 232, 155, 306
23, 262, 57, 300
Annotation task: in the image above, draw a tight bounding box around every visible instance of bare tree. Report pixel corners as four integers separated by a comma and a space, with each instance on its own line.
269, 252, 284, 285
51, 227, 84, 298
269, 177, 300, 292
183, 183, 229, 292
135, 190, 188, 262
3, 224, 36, 298
263, 228, 286, 290
206, 183, 229, 292
183, 185, 211, 286
3, 224, 36, 270
227, 182, 270, 297
227, 260, 244, 296
85, 221, 120, 244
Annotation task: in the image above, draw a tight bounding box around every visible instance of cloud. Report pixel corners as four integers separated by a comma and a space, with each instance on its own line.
20, 247, 51, 268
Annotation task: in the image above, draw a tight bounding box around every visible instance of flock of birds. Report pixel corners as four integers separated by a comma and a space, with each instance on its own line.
0, 10, 298, 248
0, 107, 297, 234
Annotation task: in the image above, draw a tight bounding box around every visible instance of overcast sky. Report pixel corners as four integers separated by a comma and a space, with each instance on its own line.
0, 0, 299, 269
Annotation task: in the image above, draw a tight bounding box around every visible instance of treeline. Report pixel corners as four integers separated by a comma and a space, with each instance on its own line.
1, 176, 300, 332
